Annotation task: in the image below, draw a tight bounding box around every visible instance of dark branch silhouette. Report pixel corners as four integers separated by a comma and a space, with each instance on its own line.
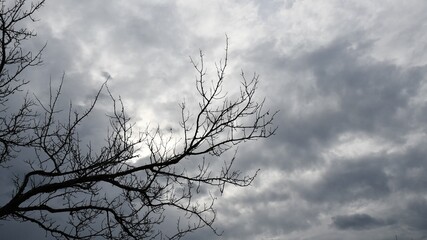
0, 1, 277, 239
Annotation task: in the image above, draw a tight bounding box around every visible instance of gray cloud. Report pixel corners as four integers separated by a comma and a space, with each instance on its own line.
401, 198, 427, 232
297, 157, 391, 204
3, 1, 427, 240
332, 213, 393, 230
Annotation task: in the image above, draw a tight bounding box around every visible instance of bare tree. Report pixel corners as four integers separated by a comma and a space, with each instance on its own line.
0, 0, 44, 164
0, 1, 276, 239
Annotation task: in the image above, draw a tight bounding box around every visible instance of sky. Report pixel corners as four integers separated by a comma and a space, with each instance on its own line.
2, 0, 427, 239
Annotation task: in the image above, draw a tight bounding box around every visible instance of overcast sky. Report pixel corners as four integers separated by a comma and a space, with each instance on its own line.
3, 0, 427, 239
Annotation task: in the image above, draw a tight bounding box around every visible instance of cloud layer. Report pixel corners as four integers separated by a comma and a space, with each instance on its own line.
2, 0, 427, 239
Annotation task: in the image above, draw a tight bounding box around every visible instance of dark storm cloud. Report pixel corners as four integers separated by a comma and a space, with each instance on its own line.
402, 198, 427, 231
332, 213, 392, 230
387, 145, 427, 193
216, 21, 427, 239
292, 40, 420, 141
302, 40, 423, 137
238, 35, 427, 173
296, 157, 391, 203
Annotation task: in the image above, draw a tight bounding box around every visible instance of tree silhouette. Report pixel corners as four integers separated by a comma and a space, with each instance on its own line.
0, 1, 276, 239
